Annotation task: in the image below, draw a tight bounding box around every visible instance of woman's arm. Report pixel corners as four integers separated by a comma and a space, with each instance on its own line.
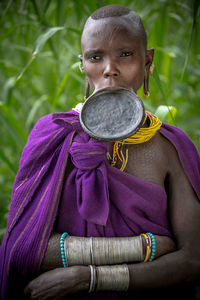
40, 233, 175, 272
25, 235, 175, 299
128, 145, 200, 290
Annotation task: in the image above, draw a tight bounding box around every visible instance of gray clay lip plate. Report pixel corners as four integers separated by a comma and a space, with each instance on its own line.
80, 88, 145, 142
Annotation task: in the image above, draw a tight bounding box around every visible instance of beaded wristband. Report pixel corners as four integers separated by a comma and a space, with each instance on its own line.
146, 232, 156, 261
141, 233, 151, 262
60, 232, 68, 267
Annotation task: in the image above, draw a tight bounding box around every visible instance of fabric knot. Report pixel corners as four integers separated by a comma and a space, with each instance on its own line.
69, 138, 108, 170
68, 136, 110, 225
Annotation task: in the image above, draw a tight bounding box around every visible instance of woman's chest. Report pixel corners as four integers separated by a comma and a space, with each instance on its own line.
107, 137, 167, 190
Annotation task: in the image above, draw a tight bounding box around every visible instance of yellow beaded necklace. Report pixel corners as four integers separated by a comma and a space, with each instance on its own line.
112, 111, 162, 171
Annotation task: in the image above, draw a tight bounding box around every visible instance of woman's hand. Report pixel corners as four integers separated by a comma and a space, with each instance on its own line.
24, 266, 90, 300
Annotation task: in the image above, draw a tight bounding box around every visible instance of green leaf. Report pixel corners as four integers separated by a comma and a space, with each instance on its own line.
63, 40, 79, 55
2, 77, 17, 103
67, 27, 82, 35
152, 67, 167, 102
17, 27, 65, 82
0, 149, 17, 174
52, 62, 84, 107
0, 103, 28, 147
26, 95, 48, 130
33, 27, 65, 55
71, 61, 80, 70
53, 71, 70, 107
155, 105, 178, 124
181, 0, 200, 79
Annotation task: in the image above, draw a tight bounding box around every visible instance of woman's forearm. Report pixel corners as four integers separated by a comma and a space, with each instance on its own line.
41, 250, 199, 294
40, 233, 196, 294
92, 250, 199, 292
41, 232, 175, 272
41, 232, 145, 271
40, 233, 63, 271
128, 249, 200, 290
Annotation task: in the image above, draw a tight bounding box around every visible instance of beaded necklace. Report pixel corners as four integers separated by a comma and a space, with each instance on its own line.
111, 112, 162, 171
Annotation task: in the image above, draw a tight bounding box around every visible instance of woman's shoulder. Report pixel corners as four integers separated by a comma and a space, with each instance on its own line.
159, 122, 199, 159
29, 110, 78, 137
157, 122, 200, 178
33, 110, 78, 129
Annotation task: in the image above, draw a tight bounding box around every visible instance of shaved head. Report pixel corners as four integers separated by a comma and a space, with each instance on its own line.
91, 5, 131, 19
80, 5, 154, 94
82, 5, 147, 49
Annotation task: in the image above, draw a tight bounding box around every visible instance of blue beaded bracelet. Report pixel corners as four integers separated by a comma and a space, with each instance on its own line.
60, 232, 68, 268
146, 232, 156, 262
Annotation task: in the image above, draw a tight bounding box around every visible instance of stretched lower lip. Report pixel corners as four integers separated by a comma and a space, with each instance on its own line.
94, 86, 133, 94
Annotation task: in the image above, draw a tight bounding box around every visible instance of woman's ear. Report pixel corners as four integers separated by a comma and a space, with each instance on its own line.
145, 48, 154, 70
78, 55, 85, 74
144, 48, 154, 97
78, 54, 90, 98
78, 54, 83, 63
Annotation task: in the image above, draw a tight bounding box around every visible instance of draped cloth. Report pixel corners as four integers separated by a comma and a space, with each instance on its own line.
0, 110, 200, 299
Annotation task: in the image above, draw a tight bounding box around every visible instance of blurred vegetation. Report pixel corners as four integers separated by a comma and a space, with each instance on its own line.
0, 0, 199, 255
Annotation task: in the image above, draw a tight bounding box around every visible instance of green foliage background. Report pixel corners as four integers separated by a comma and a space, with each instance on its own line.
0, 0, 199, 250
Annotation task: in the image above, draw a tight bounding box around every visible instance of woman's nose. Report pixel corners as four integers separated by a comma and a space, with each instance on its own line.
103, 59, 120, 78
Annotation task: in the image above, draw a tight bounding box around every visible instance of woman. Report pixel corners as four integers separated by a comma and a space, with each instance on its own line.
1, 5, 200, 300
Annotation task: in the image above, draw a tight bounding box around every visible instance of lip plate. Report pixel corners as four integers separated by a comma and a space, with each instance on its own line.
80, 88, 145, 142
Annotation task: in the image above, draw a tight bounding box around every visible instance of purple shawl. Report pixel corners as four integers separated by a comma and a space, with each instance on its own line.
0, 110, 200, 299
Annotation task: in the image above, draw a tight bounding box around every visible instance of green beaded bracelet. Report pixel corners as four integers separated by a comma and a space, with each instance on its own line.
146, 232, 156, 262
60, 232, 68, 267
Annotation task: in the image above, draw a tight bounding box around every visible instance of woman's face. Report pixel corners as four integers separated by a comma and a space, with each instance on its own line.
81, 18, 153, 94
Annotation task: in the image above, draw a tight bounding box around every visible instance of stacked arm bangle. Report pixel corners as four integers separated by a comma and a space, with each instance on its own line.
60, 232, 156, 266
64, 235, 144, 266
96, 264, 130, 291
59, 232, 155, 293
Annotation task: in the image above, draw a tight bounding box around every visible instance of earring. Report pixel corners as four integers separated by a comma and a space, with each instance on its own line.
85, 78, 90, 99
144, 91, 150, 97
149, 62, 154, 75
144, 62, 154, 97
144, 68, 150, 97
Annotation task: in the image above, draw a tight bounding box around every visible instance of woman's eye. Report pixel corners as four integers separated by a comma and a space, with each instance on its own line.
120, 52, 133, 57
89, 55, 101, 61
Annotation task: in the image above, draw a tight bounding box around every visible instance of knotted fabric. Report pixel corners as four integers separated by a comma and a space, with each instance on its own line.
69, 133, 109, 225
70, 138, 108, 171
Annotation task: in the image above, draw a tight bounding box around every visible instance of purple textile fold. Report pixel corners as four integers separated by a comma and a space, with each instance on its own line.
160, 123, 200, 198
0, 110, 200, 300
69, 135, 109, 225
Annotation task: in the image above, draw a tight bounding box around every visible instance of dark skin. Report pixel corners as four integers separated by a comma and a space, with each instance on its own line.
25, 16, 200, 299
